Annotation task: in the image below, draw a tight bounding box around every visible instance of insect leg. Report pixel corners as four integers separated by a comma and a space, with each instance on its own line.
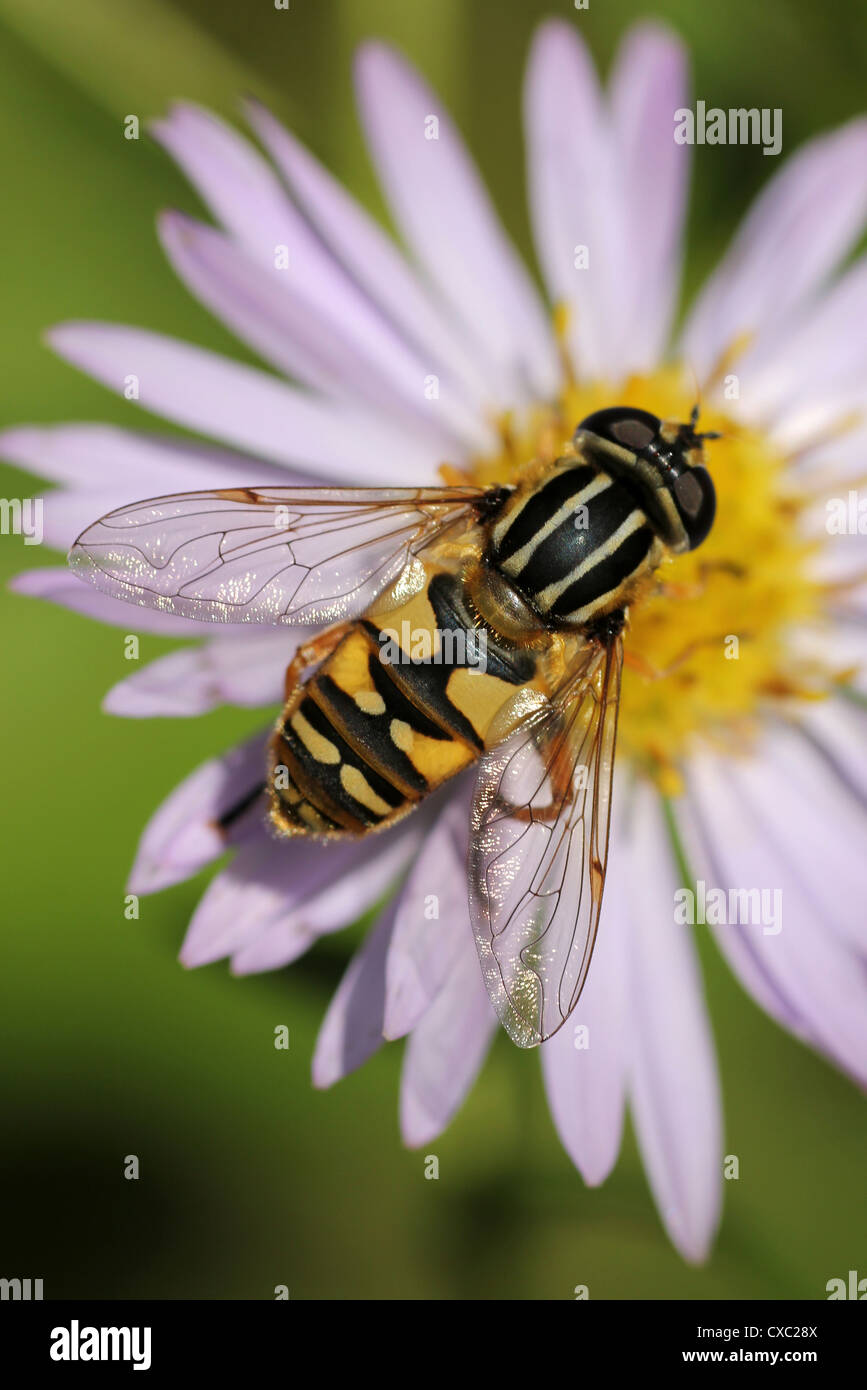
652, 558, 746, 602
282, 622, 354, 702
624, 631, 751, 681
509, 717, 578, 824
215, 782, 267, 834
437, 462, 474, 486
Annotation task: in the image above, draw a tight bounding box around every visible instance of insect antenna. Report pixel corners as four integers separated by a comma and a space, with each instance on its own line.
686, 364, 722, 442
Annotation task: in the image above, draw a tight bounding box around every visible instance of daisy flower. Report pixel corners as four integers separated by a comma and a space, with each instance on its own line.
6, 19, 867, 1264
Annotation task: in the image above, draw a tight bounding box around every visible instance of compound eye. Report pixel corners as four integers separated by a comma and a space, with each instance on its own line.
674, 465, 716, 550
574, 406, 661, 455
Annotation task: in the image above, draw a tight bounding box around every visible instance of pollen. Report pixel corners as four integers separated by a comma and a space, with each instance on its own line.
458, 364, 841, 791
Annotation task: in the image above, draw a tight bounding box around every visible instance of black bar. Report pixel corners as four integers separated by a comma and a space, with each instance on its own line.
0, 1298, 861, 1374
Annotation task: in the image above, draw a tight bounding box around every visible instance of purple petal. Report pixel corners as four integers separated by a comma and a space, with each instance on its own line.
626, 784, 723, 1264
180, 832, 319, 967
771, 389, 867, 458
40, 489, 158, 551
399, 933, 497, 1147
834, 584, 867, 623
154, 104, 485, 452
312, 898, 397, 1088
786, 618, 867, 693
607, 22, 689, 370
686, 750, 867, 1088
103, 629, 289, 717
736, 255, 867, 427
244, 98, 503, 418
181, 819, 417, 969
734, 720, 867, 953
524, 20, 627, 379
383, 779, 473, 1040
11, 566, 247, 636
48, 322, 444, 483
790, 417, 867, 487
540, 824, 628, 1185
128, 729, 269, 895
158, 211, 485, 455
229, 814, 425, 975
159, 211, 377, 396
151, 101, 305, 266
0, 422, 290, 492
356, 42, 558, 405
799, 695, 867, 807
682, 119, 867, 380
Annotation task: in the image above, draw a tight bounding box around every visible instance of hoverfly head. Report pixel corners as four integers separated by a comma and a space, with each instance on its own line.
573, 405, 717, 553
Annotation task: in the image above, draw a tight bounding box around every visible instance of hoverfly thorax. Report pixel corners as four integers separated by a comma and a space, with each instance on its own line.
484, 404, 717, 631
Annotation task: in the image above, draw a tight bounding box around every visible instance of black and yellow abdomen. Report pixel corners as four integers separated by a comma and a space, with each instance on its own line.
269, 567, 541, 839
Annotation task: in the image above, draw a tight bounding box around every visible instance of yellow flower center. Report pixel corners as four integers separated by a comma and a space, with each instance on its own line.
452, 363, 843, 794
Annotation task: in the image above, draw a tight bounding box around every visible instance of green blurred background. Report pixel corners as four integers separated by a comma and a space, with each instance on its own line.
1, 0, 865, 1300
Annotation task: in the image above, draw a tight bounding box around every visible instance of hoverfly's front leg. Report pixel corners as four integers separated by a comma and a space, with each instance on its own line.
541, 633, 571, 689
509, 719, 577, 824
283, 622, 353, 702
624, 631, 751, 682
653, 558, 746, 603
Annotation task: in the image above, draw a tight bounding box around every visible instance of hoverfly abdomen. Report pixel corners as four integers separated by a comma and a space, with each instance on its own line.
271, 677, 412, 836
269, 570, 539, 840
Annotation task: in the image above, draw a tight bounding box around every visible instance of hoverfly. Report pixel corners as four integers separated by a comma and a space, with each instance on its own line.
69, 406, 717, 1048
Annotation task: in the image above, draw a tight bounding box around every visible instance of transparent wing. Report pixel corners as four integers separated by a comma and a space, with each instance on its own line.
469, 636, 623, 1048
68, 484, 487, 626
